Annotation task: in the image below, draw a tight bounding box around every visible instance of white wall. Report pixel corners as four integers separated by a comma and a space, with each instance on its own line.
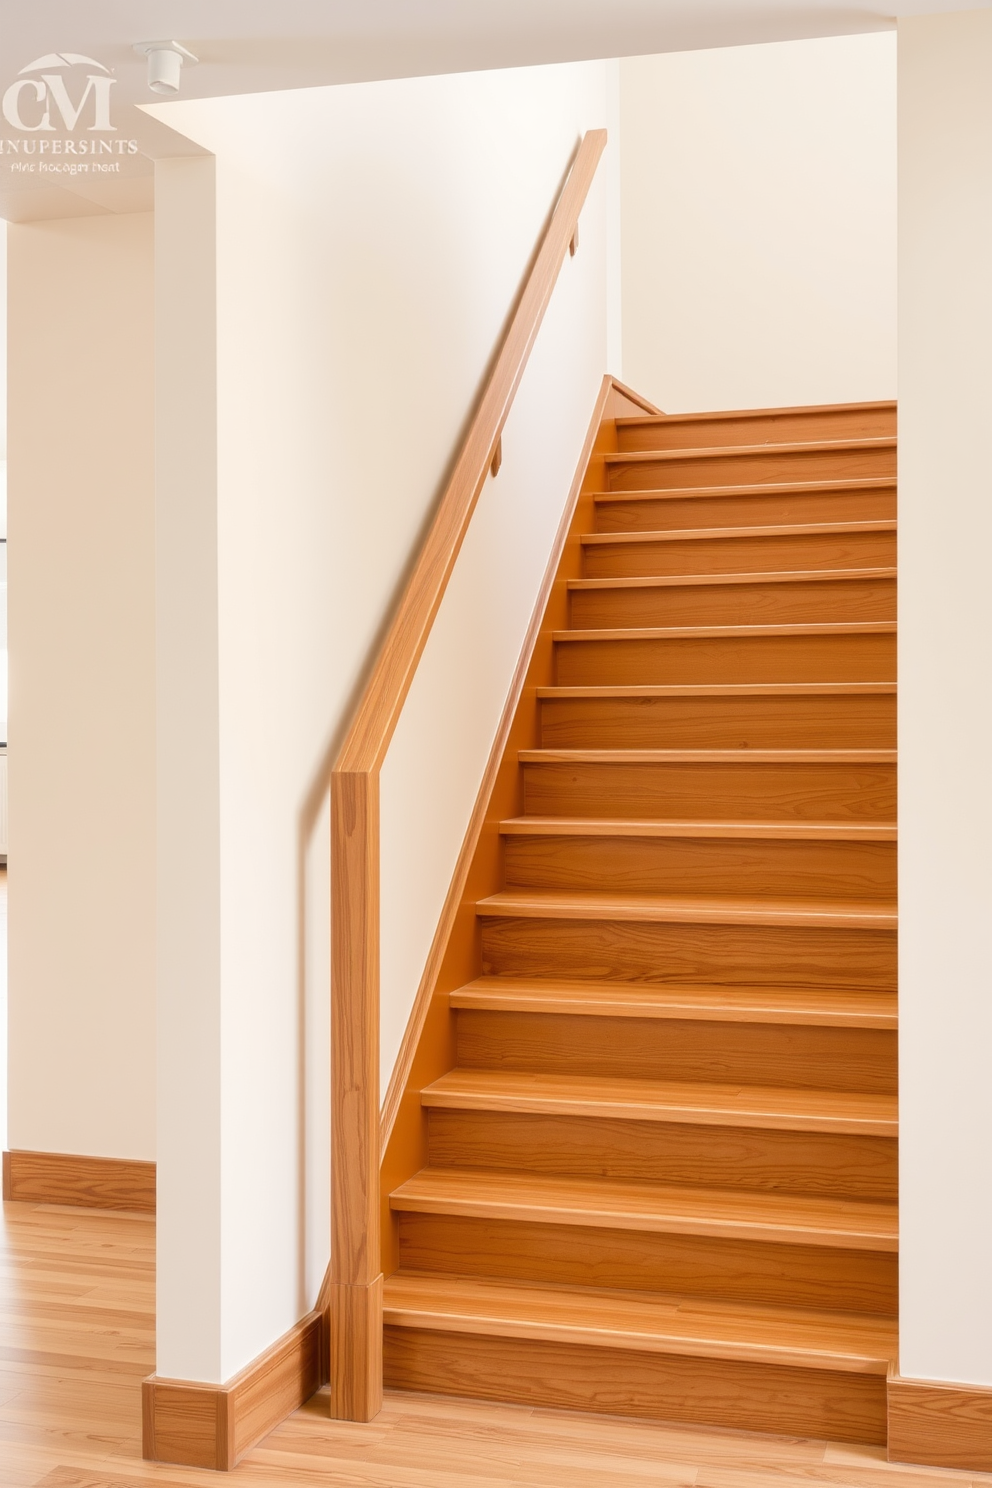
6, 213, 156, 1161
379, 166, 607, 1090
898, 8, 992, 1390
149, 60, 612, 1385
619, 34, 897, 412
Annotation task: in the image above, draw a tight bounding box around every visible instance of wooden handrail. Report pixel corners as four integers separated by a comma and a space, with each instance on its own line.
327, 128, 607, 1421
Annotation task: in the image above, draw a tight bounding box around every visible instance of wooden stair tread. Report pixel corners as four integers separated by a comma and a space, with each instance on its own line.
615, 400, 897, 430
476, 889, 896, 928
450, 977, 898, 1028
421, 1069, 898, 1136
519, 747, 897, 763
390, 1167, 898, 1249
569, 567, 896, 592
383, 1271, 897, 1372
553, 622, 897, 642
594, 476, 896, 505
581, 520, 896, 547
499, 817, 896, 841
604, 437, 896, 466
537, 681, 896, 699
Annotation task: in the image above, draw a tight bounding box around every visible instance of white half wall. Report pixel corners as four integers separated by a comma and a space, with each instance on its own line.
379, 161, 608, 1092
619, 34, 897, 412
149, 60, 612, 1385
898, 8, 992, 1390
6, 213, 156, 1162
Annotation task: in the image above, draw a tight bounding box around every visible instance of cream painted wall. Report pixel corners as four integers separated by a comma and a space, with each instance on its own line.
379, 163, 608, 1091
7, 213, 156, 1161
149, 60, 612, 1384
898, 8, 992, 1390
619, 34, 897, 412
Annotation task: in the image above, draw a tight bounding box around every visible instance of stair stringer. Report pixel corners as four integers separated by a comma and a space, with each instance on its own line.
375, 376, 657, 1278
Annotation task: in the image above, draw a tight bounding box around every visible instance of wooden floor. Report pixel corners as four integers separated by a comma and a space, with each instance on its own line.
0, 1199, 986, 1487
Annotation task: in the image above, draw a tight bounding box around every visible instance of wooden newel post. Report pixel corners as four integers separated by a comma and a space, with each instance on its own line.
329, 768, 383, 1421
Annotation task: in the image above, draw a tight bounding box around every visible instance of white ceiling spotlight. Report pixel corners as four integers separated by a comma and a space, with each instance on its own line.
133, 40, 198, 96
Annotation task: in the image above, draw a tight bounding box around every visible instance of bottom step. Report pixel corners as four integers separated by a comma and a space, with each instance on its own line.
383, 1272, 895, 1445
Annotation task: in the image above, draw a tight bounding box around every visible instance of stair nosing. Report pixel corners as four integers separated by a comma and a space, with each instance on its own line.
615, 400, 897, 428
519, 747, 897, 763
537, 681, 896, 699
450, 977, 898, 1029
390, 1168, 898, 1250
580, 520, 896, 547
553, 622, 896, 643
498, 817, 896, 841
383, 1274, 896, 1373
420, 1070, 898, 1137
568, 566, 896, 592
593, 476, 897, 504
476, 889, 896, 930
604, 437, 896, 466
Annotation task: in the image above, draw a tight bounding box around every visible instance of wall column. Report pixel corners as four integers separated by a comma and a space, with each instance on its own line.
898, 8, 992, 1393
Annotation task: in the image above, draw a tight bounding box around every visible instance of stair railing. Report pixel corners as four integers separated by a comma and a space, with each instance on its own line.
327, 127, 607, 1421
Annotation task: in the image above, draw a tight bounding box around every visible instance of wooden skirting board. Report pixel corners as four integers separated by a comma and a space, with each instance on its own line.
142, 1310, 324, 1470
887, 1368, 992, 1473
3, 1148, 156, 1214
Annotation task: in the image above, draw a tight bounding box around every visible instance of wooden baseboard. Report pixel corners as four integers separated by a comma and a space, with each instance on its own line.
143, 1309, 324, 1470
888, 1367, 992, 1472
3, 1148, 156, 1214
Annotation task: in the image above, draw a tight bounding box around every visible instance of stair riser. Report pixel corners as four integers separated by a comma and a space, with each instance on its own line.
571, 576, 896, 629
383, 1328, 888, 1445
540, 694, 896, 750
427, 1109, 898, 1200
556, 632, 896, 687
480, 917, 897, 990
582, 530, 895, 580
521, 760, 897, 823
595, 487, 896, 533
606, 445, 896, 493
397, 1213, 898, 1315
616, 409, 897, 452
456, 1010, 897, 1094
502, 835, 896, 903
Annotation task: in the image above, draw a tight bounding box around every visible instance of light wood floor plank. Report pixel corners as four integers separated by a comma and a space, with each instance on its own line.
0, 1199, 983, 1485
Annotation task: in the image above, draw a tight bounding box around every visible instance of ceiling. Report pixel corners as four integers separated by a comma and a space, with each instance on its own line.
1, 0, 989, 221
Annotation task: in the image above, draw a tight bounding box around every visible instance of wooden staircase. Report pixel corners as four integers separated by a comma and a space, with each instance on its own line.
383, 400, 898, 1446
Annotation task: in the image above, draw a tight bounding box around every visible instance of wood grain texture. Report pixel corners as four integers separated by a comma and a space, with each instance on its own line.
451, 976, 899, 1028
614, 401, 896, 452
480, 915, 896, 992
521, 750, 897, 823
595, 478, 898, 533
382, 1272, 896, 1372
390, 1168, 898, 1249
554, 624, 897, 686
887, 1369, 992, 1472
383, 1326, 889, 1444
499, 830, 896, 904
421, 1069, 897, 1136
455, 1007, 896, 1093
3, 1148, 156, 1214
604, 438, 896, 492
396, 1210, 898, 1315
580, 522, 896, 580
570, 569, 897, 628
427, 1107, 898, 1200
142, 1311, 323, 1468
